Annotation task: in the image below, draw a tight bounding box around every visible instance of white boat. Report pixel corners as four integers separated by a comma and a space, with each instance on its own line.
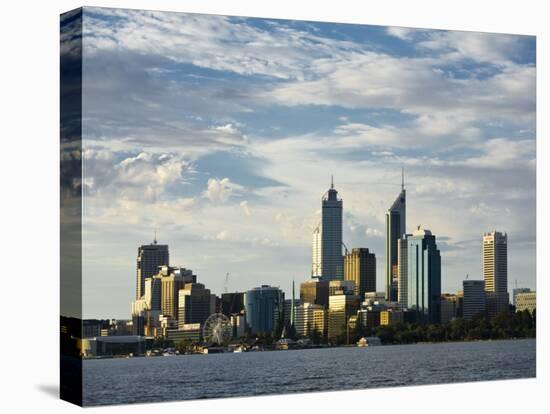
357, 336, 382, 347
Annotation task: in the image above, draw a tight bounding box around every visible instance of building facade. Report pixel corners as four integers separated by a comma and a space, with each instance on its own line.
221, 292, 245, 316
136, 239, 169, 299
320, 178, 343, 281
385, 176, 406, 301
311, 224, 322, 278
513, 287, 531, 307
294, 302, 324, 338
440, 294, 458, 324
463, 280, 486, 321
515, 291, 536, 314
406, 226, 441, 324
244, 285, 284, 335
327, 292, 361, 340
483, 231, 509, 317
344, 248, 376, 297
397, 234, 411, 306
178, 283, 212, 329
300, 279, 329, 308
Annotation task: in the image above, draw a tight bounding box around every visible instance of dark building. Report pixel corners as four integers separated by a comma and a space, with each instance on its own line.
136, 239, 169, 299
385, 172, 406, 301
406, 226, 441, 324
178, 283, 212, 329
300, 279, 330, 308
344, 248, 376, 297
244, 285, 284, 335
132, 315, 145, 336
221, 292, 245, 316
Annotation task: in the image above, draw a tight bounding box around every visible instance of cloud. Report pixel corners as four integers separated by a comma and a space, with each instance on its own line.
386, 26, 417, 41
83, 149, 190, 203
240, 200, 252, 216
203, 177, 243, 204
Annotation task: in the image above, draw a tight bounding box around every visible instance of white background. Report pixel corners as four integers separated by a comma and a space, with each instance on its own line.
0, 0, 547, 413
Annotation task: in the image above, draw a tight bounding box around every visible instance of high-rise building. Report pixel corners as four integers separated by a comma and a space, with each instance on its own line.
294, 302, 325, 338
397, 234, 411, 306
221, 292, 244, 316
483, 231, 509, 317
157, 265, 196, 319
300, 279, 329, 308
144, 276, 162, 312
385, 172, 406, 301
328, 280, 355, 296
327, 292, 361, 340
406, 226, 441, 324
178, 283, 212, 329
344, 248, 376, 297
440, 294, 458, 323
463, 280, 486, 321
515, 291, 536, 314
319, 177, 343, 281
311, 224, 322, 278
244, 285, 284, 335
136, 239, 169, 299
312, 307, 327, 338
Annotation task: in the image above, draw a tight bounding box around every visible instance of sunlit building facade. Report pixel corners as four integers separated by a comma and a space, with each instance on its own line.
483, 231, 509, 317
344, 248, 376, 297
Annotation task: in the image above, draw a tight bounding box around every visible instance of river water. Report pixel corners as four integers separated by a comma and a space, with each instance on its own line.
82, 339, 535, 406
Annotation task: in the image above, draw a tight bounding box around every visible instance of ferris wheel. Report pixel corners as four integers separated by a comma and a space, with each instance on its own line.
202, 313, 232, 345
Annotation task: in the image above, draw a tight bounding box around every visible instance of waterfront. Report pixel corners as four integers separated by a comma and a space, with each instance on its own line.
82, 338, 535, 406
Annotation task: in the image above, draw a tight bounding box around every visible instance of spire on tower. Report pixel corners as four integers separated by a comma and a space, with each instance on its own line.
331, 174, 334, 189
401, 167, 405, 191
153, 229, 158, 244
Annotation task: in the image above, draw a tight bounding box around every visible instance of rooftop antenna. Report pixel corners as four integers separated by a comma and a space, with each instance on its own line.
466, 273, 469, 280
153, 229, 158, 244
331, 174, 334, 189
401, 167, 405, 191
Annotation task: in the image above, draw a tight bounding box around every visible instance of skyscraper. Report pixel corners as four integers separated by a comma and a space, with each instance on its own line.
178, 283, 212, 329
483, 231, 509, 317
311, 224, 322, 278
136, 238, 169, 299
318, 177, 343, 281
397, 234, 411, 306
406, 226, 441, 324
344, 248, 376, 297
244, 285, 284, 335
385, 171, 406, 301
462, 280, 486, 321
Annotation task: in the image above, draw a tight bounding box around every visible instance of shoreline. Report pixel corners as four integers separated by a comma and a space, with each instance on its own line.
82, 337, 535, 360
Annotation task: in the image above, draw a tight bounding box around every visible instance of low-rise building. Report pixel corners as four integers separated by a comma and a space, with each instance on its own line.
166, 323, 201, 343
515, 291, 536, 314
380, 309, 404, 326
81, 335, 147, 357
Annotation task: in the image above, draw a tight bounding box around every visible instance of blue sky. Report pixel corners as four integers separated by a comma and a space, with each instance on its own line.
77, 7, 536, 319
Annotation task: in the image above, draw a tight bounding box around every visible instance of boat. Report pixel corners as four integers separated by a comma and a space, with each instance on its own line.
357, 336, 382, 347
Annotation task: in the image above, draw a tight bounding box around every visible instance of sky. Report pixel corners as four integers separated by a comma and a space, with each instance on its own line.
78, 7, 536, 319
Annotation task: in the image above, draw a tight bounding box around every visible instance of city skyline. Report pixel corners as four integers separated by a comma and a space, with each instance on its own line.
79, 8, 536, 319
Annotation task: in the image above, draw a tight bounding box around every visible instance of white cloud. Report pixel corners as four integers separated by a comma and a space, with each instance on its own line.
386, 26, 416, 41
240, 200, 252, 216
204, 177, 237, 204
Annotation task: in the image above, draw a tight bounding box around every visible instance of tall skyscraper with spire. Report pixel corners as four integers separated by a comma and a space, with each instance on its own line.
136, 236, 169, 299
317, 176, 344, 281
385, 169, 406, 301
